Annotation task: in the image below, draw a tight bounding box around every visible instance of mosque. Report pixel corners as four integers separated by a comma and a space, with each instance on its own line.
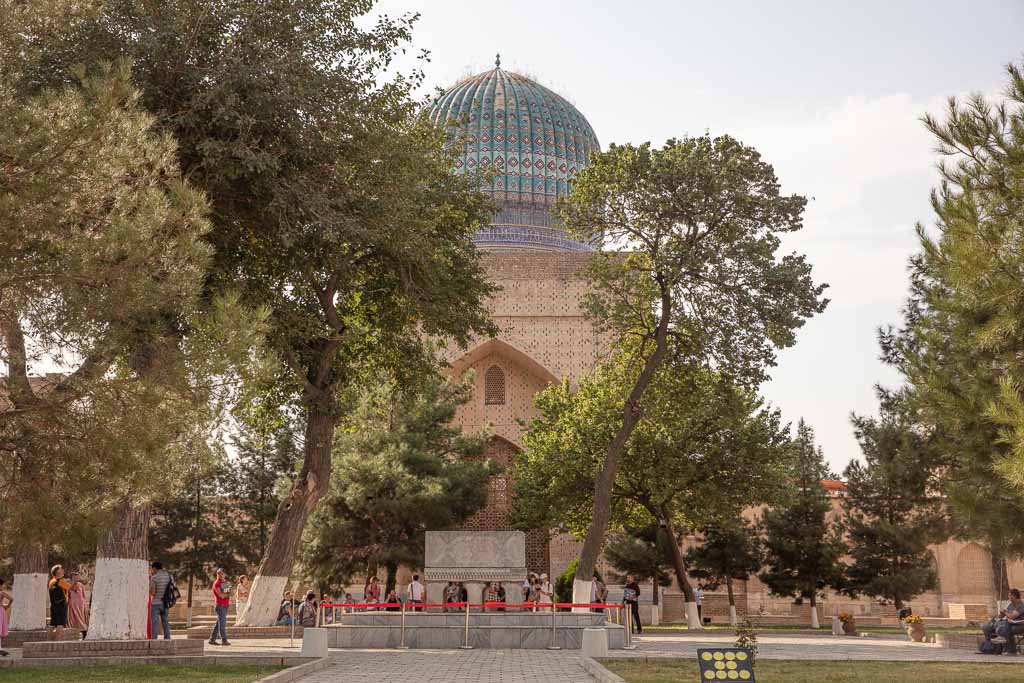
425, 59, 1024, 623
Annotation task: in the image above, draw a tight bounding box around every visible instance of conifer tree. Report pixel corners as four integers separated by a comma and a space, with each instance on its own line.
759, 421, 845, 628
685, 519, 762, 625
604, 525, 675, 606
840, 391, 946, 609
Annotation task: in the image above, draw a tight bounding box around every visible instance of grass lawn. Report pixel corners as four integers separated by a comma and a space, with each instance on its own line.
602, 660, 1023, 683
0, 664, 284, 683
648, 623, 980, 635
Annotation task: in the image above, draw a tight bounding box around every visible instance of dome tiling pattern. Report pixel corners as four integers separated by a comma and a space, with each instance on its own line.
427, 61, 600, 252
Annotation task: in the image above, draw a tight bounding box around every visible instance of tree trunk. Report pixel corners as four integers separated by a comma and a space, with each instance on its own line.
573, 292, 673, 608
235, 407, 336, 626
991, 550, 1010, 602
809, 591, 820, 629
9, 543, 48, 631
660, 507, 701, 630
87, 501, 150, 640
385, 562, 398, 598
727, 578, 737, 626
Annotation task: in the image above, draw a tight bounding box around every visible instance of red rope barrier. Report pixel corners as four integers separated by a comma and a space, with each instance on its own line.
319, 601, 621, 610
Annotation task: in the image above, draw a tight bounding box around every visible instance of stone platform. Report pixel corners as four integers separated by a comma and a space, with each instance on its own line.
2, 629, 82, 648
186, 625, 303, 640
22, 638, 204, 658
325, 611, 624, 650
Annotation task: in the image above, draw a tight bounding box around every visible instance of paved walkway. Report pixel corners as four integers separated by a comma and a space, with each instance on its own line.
302, 650, 598, 682
623, 630, 1015, 663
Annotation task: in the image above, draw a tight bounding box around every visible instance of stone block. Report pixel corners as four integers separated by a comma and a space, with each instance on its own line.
300, 628, 328, 658
581, 628, 608, 658
490, 628, 521, 649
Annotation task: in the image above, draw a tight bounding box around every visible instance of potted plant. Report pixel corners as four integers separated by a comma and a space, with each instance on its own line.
838, 612, 857, 636
904, 614, 926, 642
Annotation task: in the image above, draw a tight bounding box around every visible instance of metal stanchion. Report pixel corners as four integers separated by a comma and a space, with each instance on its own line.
459, 602, 473, 649
546, 602, 561, 650
398, 600, 410, 649
623, 603, 637, 650
289, 607, 296, 648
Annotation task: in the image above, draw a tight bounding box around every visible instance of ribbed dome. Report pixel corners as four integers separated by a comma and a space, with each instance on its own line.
427, 61, 600, 252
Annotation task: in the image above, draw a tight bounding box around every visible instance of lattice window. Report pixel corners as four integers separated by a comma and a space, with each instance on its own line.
484, 365, 505, 405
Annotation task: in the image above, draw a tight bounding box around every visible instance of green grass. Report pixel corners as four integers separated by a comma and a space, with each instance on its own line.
0, 664, 284, 682
603, 660, 1023, 683
648, 623, 980, 635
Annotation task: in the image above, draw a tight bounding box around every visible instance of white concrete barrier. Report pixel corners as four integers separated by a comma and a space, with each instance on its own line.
300, 627, 329, 658
581, 627, 609, 658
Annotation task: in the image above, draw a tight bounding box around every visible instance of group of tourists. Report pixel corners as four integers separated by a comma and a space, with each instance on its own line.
47, 565, 89, 641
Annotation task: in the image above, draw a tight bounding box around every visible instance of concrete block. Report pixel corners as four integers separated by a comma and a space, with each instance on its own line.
300, 628, 328, 658
490, 628, 522, 649
581, 628, 608, 658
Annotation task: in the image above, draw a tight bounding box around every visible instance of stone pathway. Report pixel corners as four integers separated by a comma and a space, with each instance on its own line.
302, 650, 598, 682
622, 631, 1017, 663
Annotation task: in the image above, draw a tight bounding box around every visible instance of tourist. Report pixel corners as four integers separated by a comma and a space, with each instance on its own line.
0, 578, 11, 656
320, 593, 333, 624
148, 561, 172, 640
443, 581, 458, 612
623, 574, 642, 635
344, 593, 354, 614
591, 573, 607, 614
208, 567, 231, 646
235, 575, 250, 609
409, 574, 424, 612
47, 565, 70, 641
298, 590, 319, 625
982, 588, 1024, 653
527, 576, 541, 610
523, 573, 537, 601
484, 582, 499, 609
384, 589, 400, 612
67, 572, 89, 636
365, 576, 381, 607
277, 591, 295, 625
538, 573, 552, 605
694, 586, 704, 622
496, 583, 506, 612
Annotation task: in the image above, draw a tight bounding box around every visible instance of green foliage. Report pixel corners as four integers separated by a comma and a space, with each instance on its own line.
515, 354, 793, 536
759, 421, 845, 605
876, 61, 1024, 578
555, 558, 581, 604
685, 519, 762, 598
734, 618, 758, 663
840, 391, 946, 608
302, 370, 492, 591
604, 526, 675, 588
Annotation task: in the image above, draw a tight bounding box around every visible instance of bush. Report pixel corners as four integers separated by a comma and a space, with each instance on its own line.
554, 558, 604, 604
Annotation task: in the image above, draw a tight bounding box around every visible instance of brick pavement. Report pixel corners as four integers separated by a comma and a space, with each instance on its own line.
302, 650, 599, 682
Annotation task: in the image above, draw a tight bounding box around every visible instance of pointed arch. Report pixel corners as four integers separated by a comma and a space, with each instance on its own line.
449, 338, 558, 386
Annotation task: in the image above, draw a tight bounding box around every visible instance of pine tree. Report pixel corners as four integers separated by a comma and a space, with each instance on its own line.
685, 519, 761, 625
302, 371, 492, 592
759, 421, 845, 628
603, 525, 675, 606
841, 391, 946, 609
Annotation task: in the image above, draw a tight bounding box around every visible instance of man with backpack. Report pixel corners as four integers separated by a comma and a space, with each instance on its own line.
149, 561, 177, 640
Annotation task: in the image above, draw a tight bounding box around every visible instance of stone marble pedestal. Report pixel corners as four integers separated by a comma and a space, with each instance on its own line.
424, 530, 528, 602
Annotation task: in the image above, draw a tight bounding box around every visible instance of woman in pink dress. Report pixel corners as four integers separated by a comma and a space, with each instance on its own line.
67, 572, 89, 633
0, 577, 12, 655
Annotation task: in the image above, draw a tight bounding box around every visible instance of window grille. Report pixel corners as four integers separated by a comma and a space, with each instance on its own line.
484, 365, 506, 405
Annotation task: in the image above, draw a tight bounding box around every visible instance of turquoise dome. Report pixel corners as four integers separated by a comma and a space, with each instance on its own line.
427, 60, 600, 251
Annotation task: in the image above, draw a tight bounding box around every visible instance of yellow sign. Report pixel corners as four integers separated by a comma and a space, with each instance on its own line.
697, 649, 755, 683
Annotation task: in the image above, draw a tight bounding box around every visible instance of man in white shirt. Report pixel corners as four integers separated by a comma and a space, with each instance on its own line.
409, 574, 425, 612
694, 587, 704, 622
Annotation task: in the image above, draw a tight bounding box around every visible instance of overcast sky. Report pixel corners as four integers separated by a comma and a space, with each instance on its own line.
374, 0, 1024, 473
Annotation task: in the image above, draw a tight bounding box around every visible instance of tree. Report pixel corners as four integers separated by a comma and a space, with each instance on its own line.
685, 519, 762, 625
840, 391, 946, 610
302, 370, 492, 594
759, 421, 845, 628
515, 352, 793, 627
875, 61, 1024, 598
604, 525, 674, 606
0, 18, 228, 632
23, 0, 500, 624
557, 135, 828, 604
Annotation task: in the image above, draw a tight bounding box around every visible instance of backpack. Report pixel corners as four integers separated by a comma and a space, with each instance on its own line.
980, 638, 1003, 655
162, 574, 181, 609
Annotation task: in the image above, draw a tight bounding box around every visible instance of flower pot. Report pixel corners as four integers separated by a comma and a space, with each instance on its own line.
842, 619, 856, 636
907, 623, 926, 643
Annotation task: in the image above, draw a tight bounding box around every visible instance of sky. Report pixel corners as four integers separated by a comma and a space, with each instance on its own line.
373, 0, 1024, 473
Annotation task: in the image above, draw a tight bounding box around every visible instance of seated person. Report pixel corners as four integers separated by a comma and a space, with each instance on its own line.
983, 588, 1024, 653
276, 591, 295, 626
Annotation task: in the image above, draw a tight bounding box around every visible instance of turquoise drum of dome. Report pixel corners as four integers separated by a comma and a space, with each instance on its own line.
426, 60, 601, 252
